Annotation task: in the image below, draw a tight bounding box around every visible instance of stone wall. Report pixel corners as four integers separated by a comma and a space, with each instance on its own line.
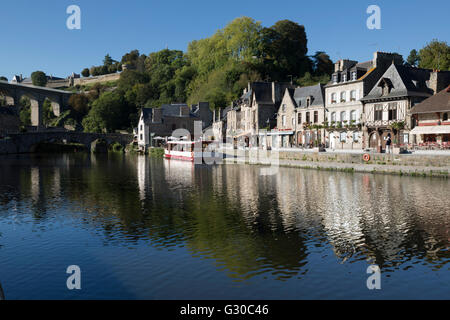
275, 150, 450, 167
73, 73, 121, 86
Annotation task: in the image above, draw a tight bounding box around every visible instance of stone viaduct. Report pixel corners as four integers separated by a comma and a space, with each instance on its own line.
0, 80, 72, 127
0, 131, 134, 154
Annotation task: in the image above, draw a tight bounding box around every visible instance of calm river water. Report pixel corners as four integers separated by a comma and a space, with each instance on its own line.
0, 153, 448, 299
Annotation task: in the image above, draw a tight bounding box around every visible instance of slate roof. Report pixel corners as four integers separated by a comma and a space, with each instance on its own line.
141, 108, 153, 122
290, 84, 325, 108
410, 86, 450, 114
160, 103, 189, 117
251, 82, 274, 104
361, 64, 435, 101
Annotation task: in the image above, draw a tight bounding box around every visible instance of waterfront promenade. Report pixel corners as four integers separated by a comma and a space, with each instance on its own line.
222, 148, 450, 178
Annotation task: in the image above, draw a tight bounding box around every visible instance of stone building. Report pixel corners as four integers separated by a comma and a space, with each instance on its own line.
225, 104, 242, 147
211, 107, 229, 143
325, 52, 404, 150
361, 66, 450, 152
137, 102, 213, 148
238, 81, 295, 147
408, 86, 450, 146
275, 84, 325, 148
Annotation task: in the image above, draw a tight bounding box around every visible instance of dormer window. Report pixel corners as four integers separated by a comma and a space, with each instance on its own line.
306, 96, 312, 107
332, 74, 338, 84
342, 74, 347, 82
379, 78, 393, 96
351, 72, 357, 81
383, 84, 390, 96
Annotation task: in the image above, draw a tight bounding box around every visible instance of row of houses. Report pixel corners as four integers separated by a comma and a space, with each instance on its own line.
212, 52, 450, 153
137, 102, 214, 149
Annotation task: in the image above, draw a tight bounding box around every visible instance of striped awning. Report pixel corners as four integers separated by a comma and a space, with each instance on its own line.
410, 125, 450, 135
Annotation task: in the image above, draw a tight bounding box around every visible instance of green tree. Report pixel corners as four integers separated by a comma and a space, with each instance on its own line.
43, 99, 56, 126
418, 40, 450, 70
81, 68, 90, 77
117, 69, 149, 93
31, 71, 47, 87
103, 54, 115, 66
121, 50, 140, 68
257, 20, 311, 81
312, 51, 333, 76
82, 92, 129, 133
19, 96, 31, 126
0, 76, 7, 81
407, 49, 420, 67
69, 94, 90, 118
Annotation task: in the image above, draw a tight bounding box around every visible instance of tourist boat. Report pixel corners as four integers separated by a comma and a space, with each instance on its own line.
164, 140, 217, 162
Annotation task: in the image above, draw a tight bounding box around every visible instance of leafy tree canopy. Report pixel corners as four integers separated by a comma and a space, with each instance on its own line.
31, 71, 47, 87
418, 40, 450, 71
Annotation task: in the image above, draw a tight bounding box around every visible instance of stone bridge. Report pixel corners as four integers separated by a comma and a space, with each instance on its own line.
0, 80, 73, 127
0, 131, 134, 154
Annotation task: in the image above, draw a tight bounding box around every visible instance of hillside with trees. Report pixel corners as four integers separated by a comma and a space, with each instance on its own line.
68, 17, 334, 133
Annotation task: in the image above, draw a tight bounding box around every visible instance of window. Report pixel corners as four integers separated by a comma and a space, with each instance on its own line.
340, 132, 347, 142
388, 103, 397, 121
340, 92, 346, 103
403, 133, 409, 144
353, 132, 359, 142
331, 93, 337, 104
298, 113, 302, 124
340, 111, 347, 122
314, 111, 319, 123
350, 110, 357, 122
382, 84, 390, 96
140, 134, 143, 141
306, 112, 310, 124
331, 112, 336, 122
282, 115, 286, 127
443, 113, 449, 122
342, 74, 347, 82
351, 72, 357, 81
333, 74, 338, 84
350, 90, 356, 101
306, 97, 311, 107
374, 105, 383, 121
140, 125, 143, 131
282, 104, 286, 112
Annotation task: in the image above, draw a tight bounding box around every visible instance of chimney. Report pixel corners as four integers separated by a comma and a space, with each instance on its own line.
152, 108, 162, 123
428, 71, 449, 94
334, 61, 341, 73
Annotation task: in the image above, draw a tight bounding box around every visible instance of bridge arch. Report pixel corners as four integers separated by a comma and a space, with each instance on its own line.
0, 80, 72, 128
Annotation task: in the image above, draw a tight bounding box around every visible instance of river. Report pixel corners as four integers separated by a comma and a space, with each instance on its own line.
0, 153, 448, 299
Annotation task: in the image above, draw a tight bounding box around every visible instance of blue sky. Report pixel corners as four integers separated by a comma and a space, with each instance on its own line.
0, 0, 448, 80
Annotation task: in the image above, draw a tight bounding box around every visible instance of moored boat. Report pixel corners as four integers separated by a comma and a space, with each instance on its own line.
164, 140, 217, 162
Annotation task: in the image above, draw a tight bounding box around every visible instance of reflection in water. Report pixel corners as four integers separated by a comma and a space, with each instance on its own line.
0, 153, 448, 299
